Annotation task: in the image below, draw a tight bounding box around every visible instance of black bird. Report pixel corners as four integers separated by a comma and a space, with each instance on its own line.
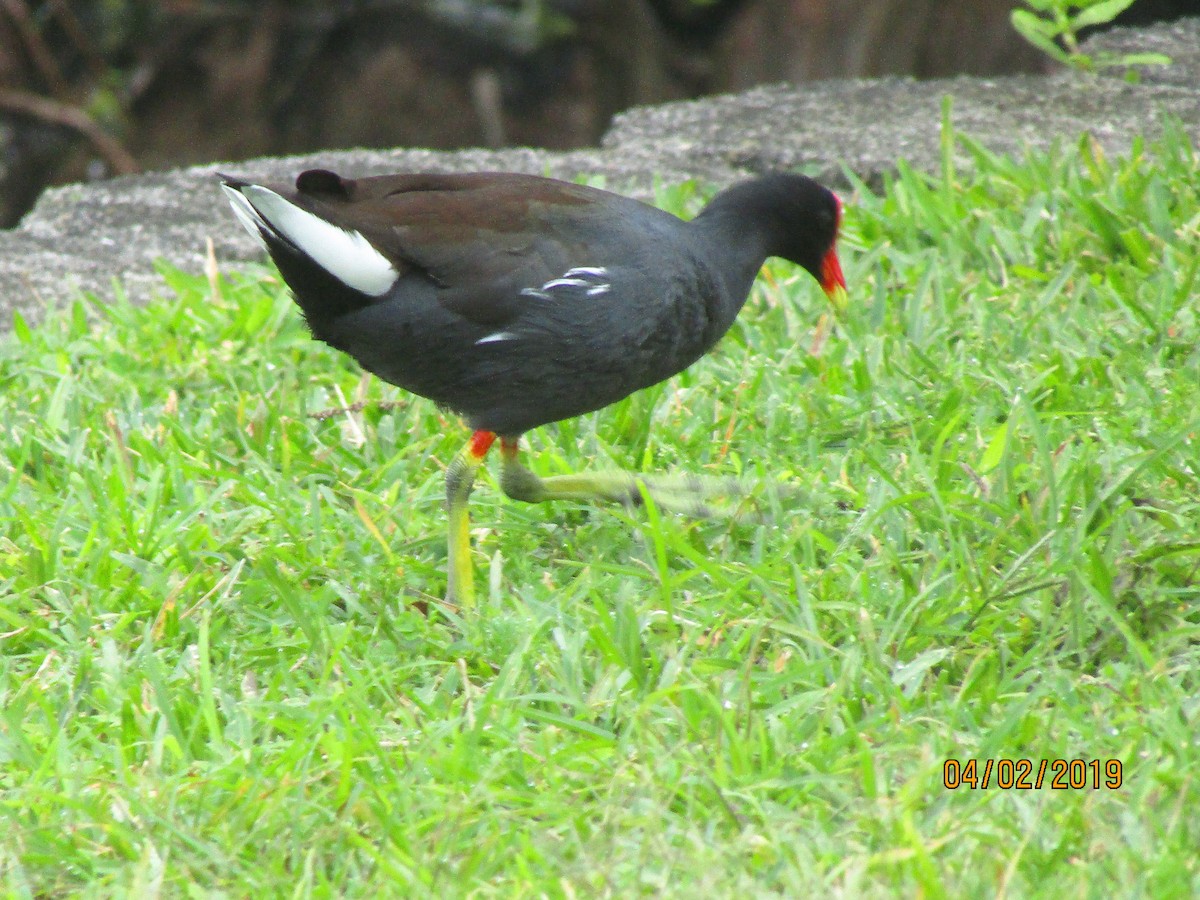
220, 169, 846, 606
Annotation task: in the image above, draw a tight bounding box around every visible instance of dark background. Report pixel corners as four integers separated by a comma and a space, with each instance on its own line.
1, 0, 1196, 227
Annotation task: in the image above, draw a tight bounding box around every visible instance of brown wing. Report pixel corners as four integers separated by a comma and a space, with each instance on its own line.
288, 169, 622, 327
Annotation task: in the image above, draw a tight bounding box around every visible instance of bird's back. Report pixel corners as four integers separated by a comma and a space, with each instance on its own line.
222, 170, 780, 434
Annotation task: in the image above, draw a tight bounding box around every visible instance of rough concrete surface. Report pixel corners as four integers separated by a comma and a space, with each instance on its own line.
0, 19, 1197, 331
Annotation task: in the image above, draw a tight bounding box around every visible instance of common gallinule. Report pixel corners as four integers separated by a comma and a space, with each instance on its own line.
220, 169, 846, 606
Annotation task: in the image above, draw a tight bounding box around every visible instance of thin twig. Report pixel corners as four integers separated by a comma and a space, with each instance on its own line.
0, 87, 138, 175
307, 400, 407, 421
0, 0, 71, 97
46, 0, 108, 82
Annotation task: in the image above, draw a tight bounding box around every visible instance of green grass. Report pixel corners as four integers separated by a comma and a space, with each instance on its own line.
3, 122, 1199, 897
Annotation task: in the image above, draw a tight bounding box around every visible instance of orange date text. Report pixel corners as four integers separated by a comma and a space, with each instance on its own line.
942, 758, 1123, 790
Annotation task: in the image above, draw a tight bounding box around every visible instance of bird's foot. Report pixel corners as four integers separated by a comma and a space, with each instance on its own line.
500, 448, 809, 521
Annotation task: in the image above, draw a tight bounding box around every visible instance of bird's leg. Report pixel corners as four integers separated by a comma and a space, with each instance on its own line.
499, 437, 639, 504
444, 430, 496, 607
498, 438, 761, 518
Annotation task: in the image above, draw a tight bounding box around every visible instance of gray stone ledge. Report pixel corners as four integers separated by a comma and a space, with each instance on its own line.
1, 18, 1197, 331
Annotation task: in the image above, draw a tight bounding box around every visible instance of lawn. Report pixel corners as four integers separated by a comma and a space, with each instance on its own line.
2, 119, 1198, 896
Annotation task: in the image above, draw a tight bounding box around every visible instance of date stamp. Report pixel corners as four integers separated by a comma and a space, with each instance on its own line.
943, 758, 1123, 790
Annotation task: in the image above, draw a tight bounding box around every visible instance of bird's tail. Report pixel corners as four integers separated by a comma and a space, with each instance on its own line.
218, 175, 399, 331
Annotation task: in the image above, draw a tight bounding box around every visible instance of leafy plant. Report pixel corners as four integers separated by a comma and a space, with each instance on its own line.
1011, 0, 1173, 71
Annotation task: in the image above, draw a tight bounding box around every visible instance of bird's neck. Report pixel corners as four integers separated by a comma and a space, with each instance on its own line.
687, 203, 773, 329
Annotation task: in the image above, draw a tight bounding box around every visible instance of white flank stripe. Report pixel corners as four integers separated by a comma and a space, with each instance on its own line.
520, 266, 612, 298
240, 185, 398, 296
476, 331, 518, 345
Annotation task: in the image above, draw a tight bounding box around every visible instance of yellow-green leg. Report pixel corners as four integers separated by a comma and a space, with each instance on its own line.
498, 438, 770, 518
446, 435, 811, 605
444, 430, 496, 607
